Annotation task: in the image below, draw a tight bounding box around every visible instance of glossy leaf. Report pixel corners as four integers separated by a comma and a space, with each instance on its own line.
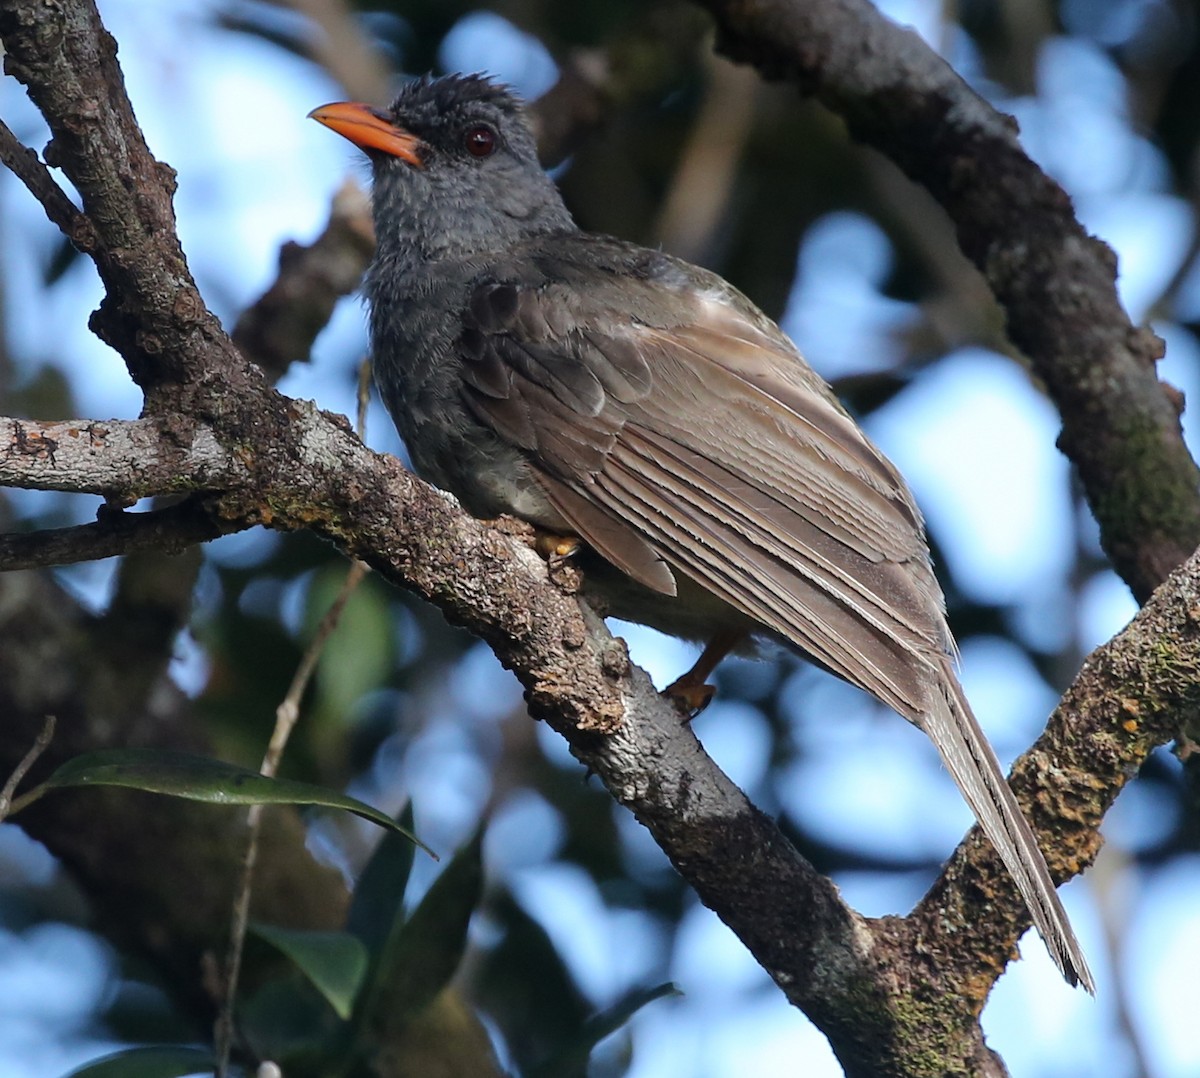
238, 975, 346, 1066
33, 749, 433, 855
249, 923, 369, 1020
345, 802, 417, 954
355, 827, 484, 1033
528, 982, 680, 1078
62, 1046, 218, 1078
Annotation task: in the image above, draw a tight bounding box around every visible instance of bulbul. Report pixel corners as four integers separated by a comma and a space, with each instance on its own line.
310, 73, 1093, 991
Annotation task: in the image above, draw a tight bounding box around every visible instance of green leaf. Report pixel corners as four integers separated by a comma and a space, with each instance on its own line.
238, 975, 345, 1066
345, 802, 417, 955
355, 828, 485, 1036
305, 568, 394, 720
62, 1046, 217, 1078
528, 982, 681, 1078
32, 749, 433, 855
249, 923, 369, 1020
474, 889, 590, 1072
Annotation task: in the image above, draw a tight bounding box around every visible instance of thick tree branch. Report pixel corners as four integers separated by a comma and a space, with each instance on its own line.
0, 416, 243, 495
2, 376, 1197, 1073
901, 543, 1200, 993
0, 1, 259, 397
694, 0, 1200, 603
231, 180, 375, 381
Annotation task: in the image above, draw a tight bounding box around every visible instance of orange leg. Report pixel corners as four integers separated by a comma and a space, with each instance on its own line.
534, 530, 581, 563
663, 628, 746, 718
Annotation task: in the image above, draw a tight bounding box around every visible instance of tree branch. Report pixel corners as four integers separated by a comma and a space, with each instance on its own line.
694, 0, 1200, 603
0, 117, 98, 250
0, 1, 258, 396
2, 350, 1196, 1072
231, 180, 375, 382
0, 416, 244, 496
0, 498, 238, 570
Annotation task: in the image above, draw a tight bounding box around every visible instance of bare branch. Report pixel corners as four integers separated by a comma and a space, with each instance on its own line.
232, 180, 375, 381
0, 1, 257, 394
895, 540, 1200, 1017
0, 119, 98, 251
0, 416, 244, 497
0, 499, 238, 571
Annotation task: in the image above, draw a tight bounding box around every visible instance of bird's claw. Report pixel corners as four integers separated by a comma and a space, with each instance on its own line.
662, 675, 715, 721
535, 530, 581, 565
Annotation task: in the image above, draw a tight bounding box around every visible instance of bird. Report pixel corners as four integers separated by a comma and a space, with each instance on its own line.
309, 72, 1093, 992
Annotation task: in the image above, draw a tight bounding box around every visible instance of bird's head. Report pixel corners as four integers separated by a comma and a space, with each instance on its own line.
310, 73, 574, 262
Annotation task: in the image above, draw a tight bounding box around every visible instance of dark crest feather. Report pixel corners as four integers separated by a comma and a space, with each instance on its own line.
388, 72, 523, 132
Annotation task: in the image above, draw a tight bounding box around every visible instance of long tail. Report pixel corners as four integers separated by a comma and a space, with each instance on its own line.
921, 665, 1094, 992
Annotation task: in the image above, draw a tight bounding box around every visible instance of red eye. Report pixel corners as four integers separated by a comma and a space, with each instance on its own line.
464, 124, 497, 158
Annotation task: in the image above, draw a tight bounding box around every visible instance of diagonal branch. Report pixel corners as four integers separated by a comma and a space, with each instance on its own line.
231, 181, 375, 381
0, 118, 99, 250
0, 1, 257, 396
901, 545, 1200, 992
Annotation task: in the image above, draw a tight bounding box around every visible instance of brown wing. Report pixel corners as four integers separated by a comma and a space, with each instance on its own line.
457, 257, 950, 718
455, 249, 1095, 990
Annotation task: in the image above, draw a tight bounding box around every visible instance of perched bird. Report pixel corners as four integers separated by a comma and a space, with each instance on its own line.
310, 73, 1093, 991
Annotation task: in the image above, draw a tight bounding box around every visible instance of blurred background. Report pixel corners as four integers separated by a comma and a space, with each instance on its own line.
1, 0, 1198, 1075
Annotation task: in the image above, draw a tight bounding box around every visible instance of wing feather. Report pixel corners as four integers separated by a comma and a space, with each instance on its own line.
598, 432, 926, 713
456, 248, 951, 711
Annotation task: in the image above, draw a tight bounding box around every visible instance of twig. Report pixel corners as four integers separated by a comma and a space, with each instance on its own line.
0, 499, 238, 571
0, 120, 99, 250
215, 559, 371, 1074
0, 716, 56, 822
215, 372, 374, 1076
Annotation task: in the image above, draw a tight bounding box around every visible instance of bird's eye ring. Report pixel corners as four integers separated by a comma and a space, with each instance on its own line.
464, 124, 497, 158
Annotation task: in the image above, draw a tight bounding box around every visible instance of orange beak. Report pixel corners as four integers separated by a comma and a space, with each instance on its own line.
308, 101, 425, 167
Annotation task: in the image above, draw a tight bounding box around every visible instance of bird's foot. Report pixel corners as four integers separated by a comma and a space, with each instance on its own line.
534, 529, 584, 592
660, 628, 747, 721
662, 674, 716, 720
534, 530, 581, 564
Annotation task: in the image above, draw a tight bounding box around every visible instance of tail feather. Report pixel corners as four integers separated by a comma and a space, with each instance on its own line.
921, 666, 1094, 993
